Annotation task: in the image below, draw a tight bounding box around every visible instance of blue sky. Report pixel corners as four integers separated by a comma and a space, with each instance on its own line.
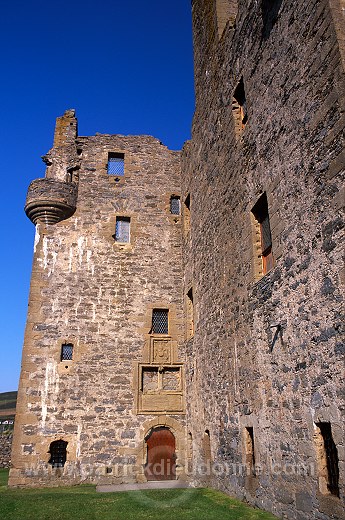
0, 0, 194, 392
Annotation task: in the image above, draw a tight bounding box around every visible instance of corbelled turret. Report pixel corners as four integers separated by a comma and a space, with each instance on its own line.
24, 109, 80, 225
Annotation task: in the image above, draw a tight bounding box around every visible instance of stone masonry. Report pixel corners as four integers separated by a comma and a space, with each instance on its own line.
0, 433, 13, 469
183, 1, 344, 519
10, 110, 186, 487
9, 1, 345, 519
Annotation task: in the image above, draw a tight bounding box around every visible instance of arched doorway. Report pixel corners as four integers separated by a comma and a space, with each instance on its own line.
144, 427, 176, 480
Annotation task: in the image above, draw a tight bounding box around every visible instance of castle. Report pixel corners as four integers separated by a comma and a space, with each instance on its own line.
9, 1, 344, 519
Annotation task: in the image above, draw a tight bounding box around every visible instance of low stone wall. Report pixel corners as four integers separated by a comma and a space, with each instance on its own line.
0, 433, 13, 468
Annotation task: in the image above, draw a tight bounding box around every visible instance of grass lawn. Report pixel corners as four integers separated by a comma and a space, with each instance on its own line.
0, 469, 278, 520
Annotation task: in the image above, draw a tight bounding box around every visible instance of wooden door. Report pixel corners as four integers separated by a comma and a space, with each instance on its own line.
144, 427, 176, 480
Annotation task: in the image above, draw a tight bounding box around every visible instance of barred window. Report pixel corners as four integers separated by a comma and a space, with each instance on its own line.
48, 440, 68, 468
107, 153, 125, 176
61, 343, 73, 361
170, 196, 181, 215
152, 309, 169, 334
115, 217, 130, 243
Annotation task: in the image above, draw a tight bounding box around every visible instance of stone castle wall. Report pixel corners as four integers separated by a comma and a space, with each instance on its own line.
9, 1, 345, 518
10, 115, 186, 487
183, 0, 344, 519
0, 433, 13, 469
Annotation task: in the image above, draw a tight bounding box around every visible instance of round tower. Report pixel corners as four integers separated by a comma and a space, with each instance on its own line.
24, 109, 79, 225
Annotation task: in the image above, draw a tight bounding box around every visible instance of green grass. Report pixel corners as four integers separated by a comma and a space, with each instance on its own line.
0, 469, 277, 520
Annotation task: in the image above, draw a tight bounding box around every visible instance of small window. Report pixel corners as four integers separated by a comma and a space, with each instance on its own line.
244, 427, 256, 477
315, 422, 340, 497
170, 196, 181, 215
232, 77, 247, 137
203, 430, 211, 464
107, 152, 125, 176
61, 343, 73, 361
186, 288, 194, 339
48, 440, 68, 468
115, 216, 130, 243
151, 309, 169, 334
251, 193, 274, 275
188, 432, 193, 457
184, 194, 191, 236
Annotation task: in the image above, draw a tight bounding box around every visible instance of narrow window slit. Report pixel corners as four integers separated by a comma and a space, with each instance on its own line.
244, 427, 256, 477
315, 422, 340, 497
251, 193, 274, 276
232, 77, 248, 137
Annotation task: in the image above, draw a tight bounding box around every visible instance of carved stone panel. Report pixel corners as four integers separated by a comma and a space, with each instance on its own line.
136, 364, 184, 414
152, 339, 171, 364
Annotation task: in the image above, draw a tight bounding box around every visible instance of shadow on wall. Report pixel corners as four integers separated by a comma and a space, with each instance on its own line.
261, 0, 283, 40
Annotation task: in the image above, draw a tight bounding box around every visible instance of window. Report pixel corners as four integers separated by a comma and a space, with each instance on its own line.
141, 366, 181, 392
232, 77, 247, 137
251, 193, 274, 275
244, 427, 256, 477
314, 422, 340, 497
185, 193, 190, 211
48, 440, 68, 468
151, 309, 169, 334
170, 196, 181, 215
107, 152, 125, 176
115, 216, 130, 243
61, 343, 73, 361
203, 430, 211, 464
188, 432, 193, 454
186, 288, 194, 339
184, 194, 191, 235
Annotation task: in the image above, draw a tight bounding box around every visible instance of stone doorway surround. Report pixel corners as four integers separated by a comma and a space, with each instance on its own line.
136, 416, 187, 483
144, 427, 176, 481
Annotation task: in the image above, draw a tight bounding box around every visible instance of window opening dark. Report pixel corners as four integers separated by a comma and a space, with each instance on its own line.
152, 309, 169, 334
252, 193, 274, 274
107, 153, 125, 176
233, 77, 248, 127
115, 217, 130, 243
186, 288, 194, 338
317, 422, 340, 497
48, 440, 68, 468
61, 343, 73, 361
245, 427, 256, 476
184, 194, 191, 236
170, 196, 181, 215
